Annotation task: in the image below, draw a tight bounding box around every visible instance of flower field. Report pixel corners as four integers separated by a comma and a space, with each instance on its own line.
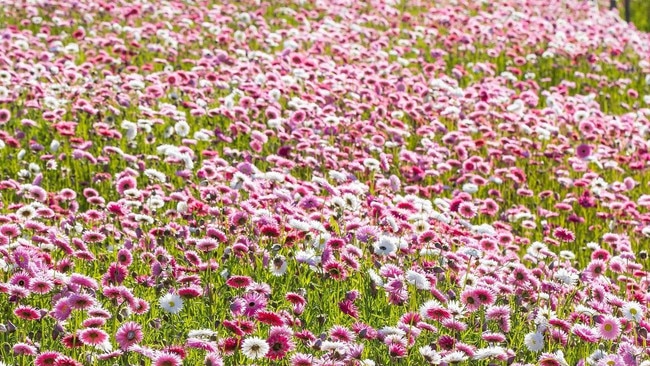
1, 0, 650, 364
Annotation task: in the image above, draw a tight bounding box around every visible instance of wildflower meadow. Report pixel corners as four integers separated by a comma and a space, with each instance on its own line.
1, 0, 650, 365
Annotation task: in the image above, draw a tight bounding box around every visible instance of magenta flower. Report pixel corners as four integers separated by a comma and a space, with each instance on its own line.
576, 144, 591, 159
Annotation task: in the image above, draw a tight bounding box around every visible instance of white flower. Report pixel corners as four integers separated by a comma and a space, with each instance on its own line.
174, 121, 190, 137
128, 79, 145, 90
16, 205, 36, 220
442, 351, 468, 363
559, 250, 575, 260
363, 158, 381, 172
311, 232, 331, 251
524, 332, 544, 352
587, 349, 606, 365
269, 88, 281, 101
553, 268, 578, 287
176, 201, 188, 213
328, 170, 348, 182
262, 172, 285, 182
270, 255, 287, 276
28, 163, 40, 174
462, 183, 478, 194
121, 120, 137, 140
159, 293, 184, 314
446, 300, 466, 318
50, 139, 60, 152
490, 176, 503, 184
526, 242, 548, 259
187, 329, 217, 339
473, 346, 506, 360
472, 223, 496, 235
378, 326, 406, 338
241, 337, 269, 360
642, 226, 650, 237
419, 345, 442, 364
0, 258, 8, 272
288, 219, 311, 232
573, 110, 589, 122
144, 169, 166, 183
622, 301, 643, 322
575, 305, 597, 316
412, 219, 430, 233
406, 270, 430, 290
368, 269, 384, 286
146, 196, 165, 210
373, 236, 397, 256
342, 193, 360, 211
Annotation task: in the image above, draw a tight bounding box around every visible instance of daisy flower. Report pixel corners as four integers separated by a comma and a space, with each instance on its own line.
524, 332, 544, 352
621, 301, 643, 322
159, 293, 184, 314
241, 337, 269, 360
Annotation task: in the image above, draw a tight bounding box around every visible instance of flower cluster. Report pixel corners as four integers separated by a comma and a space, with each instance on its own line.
0, 0, 649, 364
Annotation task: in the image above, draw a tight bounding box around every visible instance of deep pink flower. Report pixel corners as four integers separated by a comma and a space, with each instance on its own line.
35, 351, 62, 366
266, 333, 293, 360
338, 299, 359, 318
14, 305, 41, 320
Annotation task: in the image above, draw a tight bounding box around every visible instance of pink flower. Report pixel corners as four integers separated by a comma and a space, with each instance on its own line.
35, 351, 63, 366
473, 287, 496, 307
115, 322, 143, 350
553, 227, 575, 242
388, 343, 407, 358
67, 293, 96, 310
460, 288, 481, 312
116, 176, 137, 195
571, 324, 600, 343
153, 352, 182, 366
0, 109, 10, 124
13, 342, 38, 355
78, 328, 109, 346
226, 275, 253, 288
14, 305, 41, 320
338, 299, 359, 318
241, 292, 267, 317
586, 259, 607, 278
457, 201, 477, 219
598, 316, 621, 340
